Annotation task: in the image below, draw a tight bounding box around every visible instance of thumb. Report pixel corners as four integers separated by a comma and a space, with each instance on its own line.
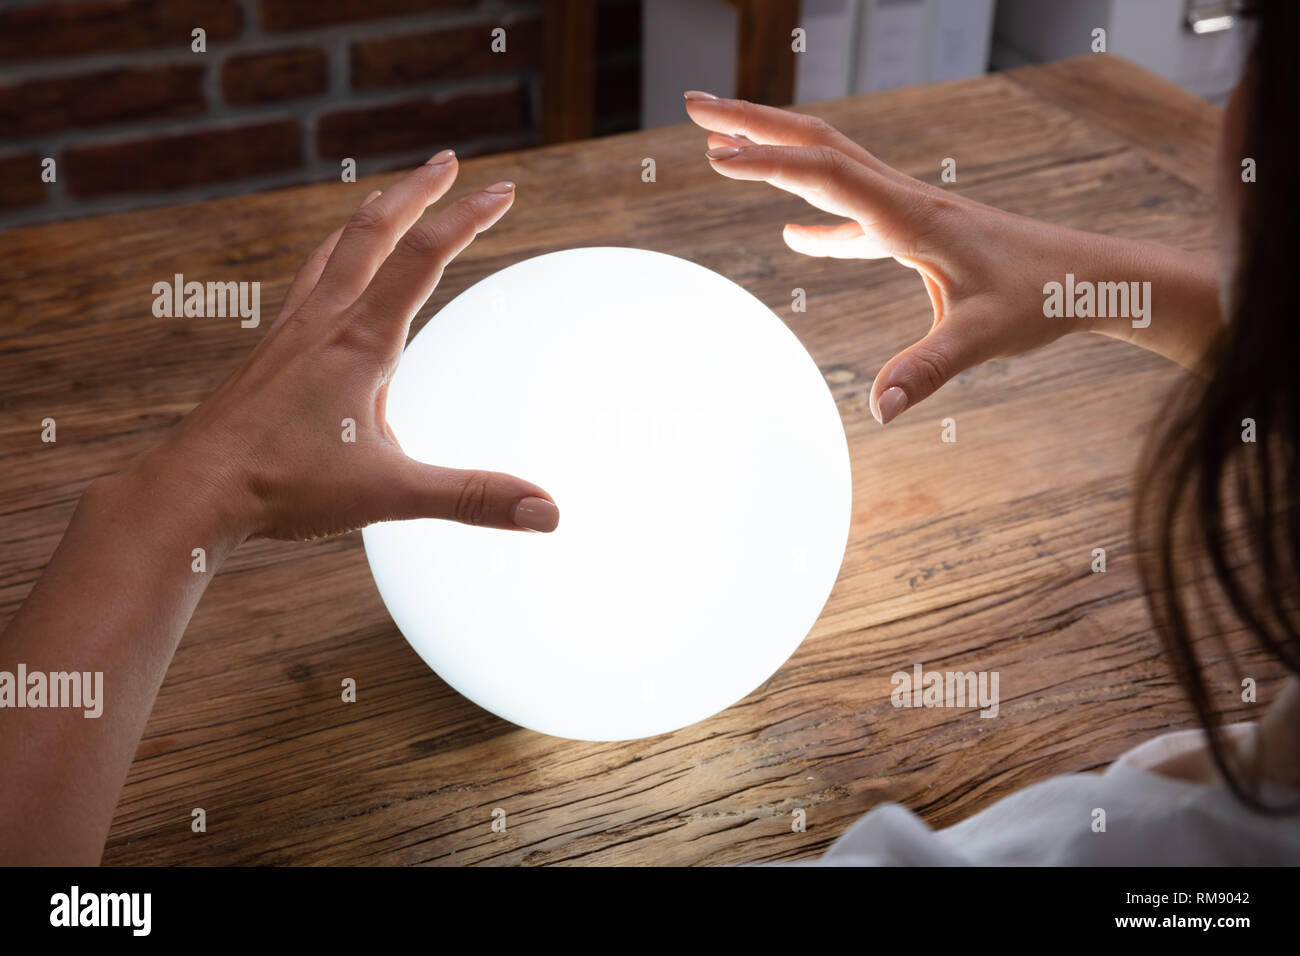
380, 457, 560, 532
870, 322, 979, 425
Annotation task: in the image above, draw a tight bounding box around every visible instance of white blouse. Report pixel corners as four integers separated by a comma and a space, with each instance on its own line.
812, 725, 1300, 865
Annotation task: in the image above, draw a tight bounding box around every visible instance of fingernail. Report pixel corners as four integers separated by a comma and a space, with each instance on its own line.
426, 149, 455, 166
484, 181, 515, 195
877, 386, 908, 425
512, 496, 559, 533
361, 190, 382, 206
706, 146, 741, 161
713, 133, 747, 148
684, 90, 718, 101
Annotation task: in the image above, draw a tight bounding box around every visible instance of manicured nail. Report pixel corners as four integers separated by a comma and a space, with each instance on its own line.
512, 496, 559, 533
706, 146, 741, 161
713, 133, 748, 148
484, 181, 515, 194
684, 90, 718, 101
426, 149, 455, 165
877, 386, 908, 425
361, 189, 382, 206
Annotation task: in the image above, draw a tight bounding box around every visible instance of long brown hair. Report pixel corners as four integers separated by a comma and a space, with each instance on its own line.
1136, 0, 1300, 811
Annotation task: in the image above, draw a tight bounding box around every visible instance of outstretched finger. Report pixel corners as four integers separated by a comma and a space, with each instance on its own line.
349, 182, 517, 348
307, 150, 460, 311
274, 190, 381, 328
705, 143, 922, 252
685, 92, 899, 178
706, 131, 755, 150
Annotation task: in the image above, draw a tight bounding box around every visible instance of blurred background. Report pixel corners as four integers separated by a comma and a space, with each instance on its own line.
0, 0, 1249, 229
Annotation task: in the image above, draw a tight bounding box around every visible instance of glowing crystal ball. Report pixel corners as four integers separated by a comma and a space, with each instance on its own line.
362, 247, 852, 740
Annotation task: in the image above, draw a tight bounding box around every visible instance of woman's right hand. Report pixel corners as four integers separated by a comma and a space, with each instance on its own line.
127, 152, 559, 546
684, 92, 1218, 422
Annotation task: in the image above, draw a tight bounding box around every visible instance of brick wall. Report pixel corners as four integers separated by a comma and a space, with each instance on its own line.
0, 0, 641, 228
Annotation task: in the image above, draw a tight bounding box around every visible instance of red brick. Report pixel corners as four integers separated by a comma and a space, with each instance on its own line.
0, 152, 48, 209
0, 65, 206, 138
62, 119, 302, 197
0, 0, 242, 62
351, 19, 541, 90
257, 0, 472, 32
316, 85, 529, 159
222, 47, 329, 106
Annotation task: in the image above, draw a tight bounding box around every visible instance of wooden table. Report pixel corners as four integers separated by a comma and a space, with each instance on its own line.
0, 55, 1278, 865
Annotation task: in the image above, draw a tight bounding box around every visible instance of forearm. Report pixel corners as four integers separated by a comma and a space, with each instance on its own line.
0, 158, 539, 864
0, 452, 241, 863
1049, 221, 1222, 368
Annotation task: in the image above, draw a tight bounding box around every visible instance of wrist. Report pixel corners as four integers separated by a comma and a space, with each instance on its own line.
95, 441, 252, 567
1079, 233, 1221, 365
1028, 220, 1126, 340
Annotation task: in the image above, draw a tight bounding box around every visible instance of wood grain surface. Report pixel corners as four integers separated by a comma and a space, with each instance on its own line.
0, 55, 1282, 865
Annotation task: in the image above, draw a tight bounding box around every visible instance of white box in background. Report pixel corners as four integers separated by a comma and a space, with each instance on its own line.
993, 0, 1250, 102
642, 0, 997, 128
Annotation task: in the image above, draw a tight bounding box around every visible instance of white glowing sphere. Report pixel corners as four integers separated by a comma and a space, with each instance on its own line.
362, 247, 851, 741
